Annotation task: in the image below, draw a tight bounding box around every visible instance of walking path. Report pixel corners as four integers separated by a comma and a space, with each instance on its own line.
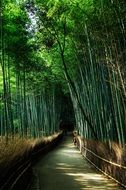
30, 136, 123, 190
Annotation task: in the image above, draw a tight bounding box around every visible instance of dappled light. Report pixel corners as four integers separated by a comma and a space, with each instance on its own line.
1, 0, 126, 189
31, 136, 122, 190
75, 136, 126, 188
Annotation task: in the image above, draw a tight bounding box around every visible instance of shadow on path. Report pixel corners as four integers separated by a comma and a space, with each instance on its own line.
30, 136, 123, 190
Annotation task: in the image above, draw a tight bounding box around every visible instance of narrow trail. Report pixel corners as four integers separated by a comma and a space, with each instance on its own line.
30, 135, 122, 190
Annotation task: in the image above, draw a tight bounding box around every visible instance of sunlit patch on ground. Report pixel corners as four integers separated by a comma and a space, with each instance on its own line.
31, 136, 123, 190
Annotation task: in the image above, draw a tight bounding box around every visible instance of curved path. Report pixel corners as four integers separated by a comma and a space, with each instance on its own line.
30, 136, 123, 190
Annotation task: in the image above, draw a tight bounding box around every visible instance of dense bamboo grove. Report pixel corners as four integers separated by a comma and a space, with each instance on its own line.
0, 0, 63, 139
69, 0, 126, 146
0, 0, 126, 148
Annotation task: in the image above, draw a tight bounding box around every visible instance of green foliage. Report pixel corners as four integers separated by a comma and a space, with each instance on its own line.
0, 0, 126, 145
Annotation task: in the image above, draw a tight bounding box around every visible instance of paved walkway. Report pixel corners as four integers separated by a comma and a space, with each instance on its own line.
30, 136, 123, 190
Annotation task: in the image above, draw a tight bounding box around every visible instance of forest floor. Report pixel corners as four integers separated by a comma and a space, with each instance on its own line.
29, 135, 123, 190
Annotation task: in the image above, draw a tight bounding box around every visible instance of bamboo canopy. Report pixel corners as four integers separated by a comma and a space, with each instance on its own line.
0, 0, 126, 147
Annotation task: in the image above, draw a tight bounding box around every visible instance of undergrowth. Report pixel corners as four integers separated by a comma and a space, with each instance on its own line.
0, 133, 59, 168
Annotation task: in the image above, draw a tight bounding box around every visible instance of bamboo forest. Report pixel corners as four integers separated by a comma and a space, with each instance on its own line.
0, 0, 126, 189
